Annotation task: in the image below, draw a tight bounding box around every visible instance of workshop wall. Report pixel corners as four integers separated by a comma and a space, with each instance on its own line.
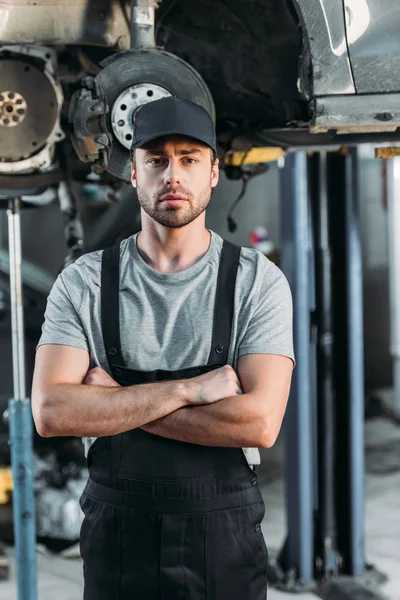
206, 164, 280, 249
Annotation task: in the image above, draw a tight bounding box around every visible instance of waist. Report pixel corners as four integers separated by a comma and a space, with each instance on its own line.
82, 477, 263, 514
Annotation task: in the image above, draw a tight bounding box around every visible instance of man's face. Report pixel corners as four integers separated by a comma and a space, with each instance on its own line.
131, 136, 219, 228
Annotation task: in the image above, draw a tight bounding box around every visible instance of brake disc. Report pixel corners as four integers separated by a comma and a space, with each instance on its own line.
70, 49, 215, 182
111, 82, 171, 150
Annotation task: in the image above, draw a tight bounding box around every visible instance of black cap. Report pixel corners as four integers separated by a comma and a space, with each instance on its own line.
131, 97, 217, 154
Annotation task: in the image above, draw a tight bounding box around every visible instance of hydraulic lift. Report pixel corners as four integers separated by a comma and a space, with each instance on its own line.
276, 150, 385, 599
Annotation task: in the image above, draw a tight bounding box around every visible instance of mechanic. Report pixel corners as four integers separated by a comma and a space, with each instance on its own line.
32, 96, 294, 599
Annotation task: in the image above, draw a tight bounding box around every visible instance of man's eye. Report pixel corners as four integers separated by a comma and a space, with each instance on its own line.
183, 158, 196, 164
148, 158, 164, 165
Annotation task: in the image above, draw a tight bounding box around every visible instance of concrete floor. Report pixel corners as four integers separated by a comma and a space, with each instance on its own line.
1, 416, 399, 600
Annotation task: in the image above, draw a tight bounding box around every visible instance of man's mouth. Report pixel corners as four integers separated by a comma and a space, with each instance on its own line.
159, 194, 188, 203
160, 194, 186, 202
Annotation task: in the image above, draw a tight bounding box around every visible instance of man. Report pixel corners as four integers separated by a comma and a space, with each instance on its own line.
32, 96, 294, 599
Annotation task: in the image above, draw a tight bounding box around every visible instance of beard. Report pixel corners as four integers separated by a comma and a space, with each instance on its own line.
136, 181, 212, 228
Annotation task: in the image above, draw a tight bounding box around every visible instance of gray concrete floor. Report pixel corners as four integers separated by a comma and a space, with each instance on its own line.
1, 416, 399, 600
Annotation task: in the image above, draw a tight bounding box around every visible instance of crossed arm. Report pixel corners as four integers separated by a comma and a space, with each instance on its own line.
32, 345, 293, 449
141, 354, 293, 447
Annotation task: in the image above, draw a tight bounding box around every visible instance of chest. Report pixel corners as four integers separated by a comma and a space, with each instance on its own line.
87, 269, 229, 372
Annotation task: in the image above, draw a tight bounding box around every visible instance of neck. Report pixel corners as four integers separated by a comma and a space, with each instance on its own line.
136, 212, 211, 274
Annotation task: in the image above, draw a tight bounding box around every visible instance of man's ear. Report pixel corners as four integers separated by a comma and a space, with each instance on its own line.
131, 165, 137, 189
211, 158, 219, 188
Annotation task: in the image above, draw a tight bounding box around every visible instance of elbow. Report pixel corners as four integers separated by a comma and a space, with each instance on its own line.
32, 393, 57, 438
257, 422, 279, 449
34, 412, 56, 438
258, 433, 277, 449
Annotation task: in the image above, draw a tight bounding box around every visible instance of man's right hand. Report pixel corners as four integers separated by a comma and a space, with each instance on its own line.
188, 365, 243, 405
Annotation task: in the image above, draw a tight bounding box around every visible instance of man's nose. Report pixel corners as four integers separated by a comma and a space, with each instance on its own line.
164, 163, 181, 187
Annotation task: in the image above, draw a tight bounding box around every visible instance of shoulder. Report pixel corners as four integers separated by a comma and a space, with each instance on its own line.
235, 243, 290, 297
210, 231, 290, 296
60, 237, 132, 290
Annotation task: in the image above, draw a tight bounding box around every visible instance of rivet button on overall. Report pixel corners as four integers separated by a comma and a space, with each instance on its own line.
114, 368, 122, 376
251, 476, 257, 486
255, 524, 261, 532
109, 347, 117, 356
215, 345, 224, 354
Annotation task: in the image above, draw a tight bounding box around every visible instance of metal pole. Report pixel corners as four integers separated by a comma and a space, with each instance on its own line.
130, 0, 158, 49
7, 198, 38, 600
310, 153, 339, 577
279, 152, 314, 585
387, 158, 400, 417
345, 149, 365, 577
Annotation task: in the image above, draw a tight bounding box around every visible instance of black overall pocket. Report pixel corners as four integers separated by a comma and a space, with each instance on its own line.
205, 501, 268, 600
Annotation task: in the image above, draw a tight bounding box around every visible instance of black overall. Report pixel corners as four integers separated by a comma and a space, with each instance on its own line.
79, 240, 268, 599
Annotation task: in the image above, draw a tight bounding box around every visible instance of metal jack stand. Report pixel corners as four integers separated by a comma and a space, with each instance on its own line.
5, 197, 38, 600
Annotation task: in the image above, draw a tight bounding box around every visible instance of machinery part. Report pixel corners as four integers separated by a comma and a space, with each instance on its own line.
325, 151, 365, 577
34, 452, 87, 542
375, 147, 400, 158
111, 82, 171, 149
225, 147, 286, 166
70, 49, 215, 181
68, 76, 111, 171
309, 153, 341, 578
130, 0, 161, 49
0, 90, 27, 129
253, 126, 400, 151
6, 197, 38, 599
344, 0, 400, 95
0, 544, 9, 581
317, 576, 388, 600
278, 152, 314, 586
0, 0, 130, 50
0, 170, 64, 197
385, 158, 400, 418
36, 485, 86, 541
292, 0, 355, 98
0, 249, 54, 296
0, 45, 64, 174
312, 93, 400, 134
0, 467, 12, 504
58, 182, 85, 269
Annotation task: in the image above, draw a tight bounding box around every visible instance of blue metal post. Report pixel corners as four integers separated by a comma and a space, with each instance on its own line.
9, 400, 37, 599
345, 150, 365, 576
279, 152, 314, 585
7, 198, 38, 600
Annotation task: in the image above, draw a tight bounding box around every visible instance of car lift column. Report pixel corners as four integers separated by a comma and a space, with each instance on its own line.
327, 150, 365, 578
278, 150, 367, 595
386, 157, 400, 419
7, 197, 38, 600
309, 152, 340, 578
279, 152, 314, 586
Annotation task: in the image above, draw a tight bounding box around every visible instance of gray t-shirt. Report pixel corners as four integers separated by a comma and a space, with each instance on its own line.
38, 230, 294, 466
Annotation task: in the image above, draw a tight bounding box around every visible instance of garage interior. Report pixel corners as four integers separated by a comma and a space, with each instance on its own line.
0, 1, 399, 599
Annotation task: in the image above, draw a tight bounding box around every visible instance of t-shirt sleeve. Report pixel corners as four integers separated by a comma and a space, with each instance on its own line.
37, 270, 89, 352
238, 262, 295, 363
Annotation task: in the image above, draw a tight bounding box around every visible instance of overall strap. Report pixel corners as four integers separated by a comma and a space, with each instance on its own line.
101, 243, 126, 371
207, 240, 241, 366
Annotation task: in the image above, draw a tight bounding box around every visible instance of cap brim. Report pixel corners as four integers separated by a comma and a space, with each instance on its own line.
131, 130, 217, 154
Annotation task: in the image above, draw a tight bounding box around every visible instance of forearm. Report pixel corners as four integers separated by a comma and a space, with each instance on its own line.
142, 393, 268, 448
34, 380, 192, 438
